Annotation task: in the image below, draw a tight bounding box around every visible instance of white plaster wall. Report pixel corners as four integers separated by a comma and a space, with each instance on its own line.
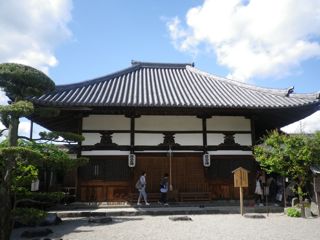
234, 134, 252, 146
135, 116, 202, 131
207, 116, 250, 131
82, 150, 252, 155
206, 133, 251, 146
81, 151, 130, 156
82, 133, 100, 145
82, 115, 130, 130
82, 133, 130, 145
207, 133, 225, 145
135, 134, 164, 146
208, 150, 253, 155
113, 133, 130, 145
175, 134, 202, 145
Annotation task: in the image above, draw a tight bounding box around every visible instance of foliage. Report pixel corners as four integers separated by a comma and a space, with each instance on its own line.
12, 163, 38, 190
0, 63, 87, 240
13, 208, 47, 226
0, 101, 34, 117
0, 144, 42, 189
254, 130, 320, 218
0, 101, 34, 128
254, 130, 320, 192
0, 146, 42, 161
286, 207, 301, 217
24, 141, 88, 173
0, 63, 55, 100
308, 132, 320, 163
0, 139, 87, 191
15, 188, 65, 205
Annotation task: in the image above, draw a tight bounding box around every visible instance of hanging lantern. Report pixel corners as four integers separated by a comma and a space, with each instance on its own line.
128, 154, 136, 167
203, 153, 211, 167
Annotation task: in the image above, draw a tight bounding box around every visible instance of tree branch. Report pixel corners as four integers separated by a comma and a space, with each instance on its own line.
17, 136, 31, 141
15, 198, 53, 206
0, 128, 8, 136
18, 135, 75, 144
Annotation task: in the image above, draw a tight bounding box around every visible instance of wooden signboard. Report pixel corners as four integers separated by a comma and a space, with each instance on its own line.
232, 167, 250, 216
232, 167, 249, 188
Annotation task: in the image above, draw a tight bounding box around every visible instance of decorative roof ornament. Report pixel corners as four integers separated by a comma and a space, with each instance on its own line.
286, 86, 294, 97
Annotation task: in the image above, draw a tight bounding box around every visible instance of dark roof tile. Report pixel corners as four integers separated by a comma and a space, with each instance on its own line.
32, 62, 320, 109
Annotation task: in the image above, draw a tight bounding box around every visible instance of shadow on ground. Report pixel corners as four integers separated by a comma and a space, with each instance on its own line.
11, 216, 144, 239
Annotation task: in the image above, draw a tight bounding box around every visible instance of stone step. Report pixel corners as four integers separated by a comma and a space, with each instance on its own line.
51, 205, 284, 218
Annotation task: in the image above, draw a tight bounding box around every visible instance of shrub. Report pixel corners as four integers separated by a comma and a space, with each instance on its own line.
16, 189, 65, 208
14, 208, 48, 226
287, 207, 301, 217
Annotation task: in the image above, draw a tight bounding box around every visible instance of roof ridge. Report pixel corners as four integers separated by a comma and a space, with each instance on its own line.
289, 92, 320, 100
55, 61, 194, 92
131, 60, 194, 68
187, 66, 315, 98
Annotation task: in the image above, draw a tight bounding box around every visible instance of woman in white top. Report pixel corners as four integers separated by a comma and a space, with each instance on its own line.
137, 171, 150, 205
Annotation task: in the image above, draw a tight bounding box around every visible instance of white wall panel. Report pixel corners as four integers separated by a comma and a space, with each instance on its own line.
207, 116, 250, 131
82, 133, 130, 145
113, 133, 130, 145
208, 150, 253, 155
175, 134, 202, 145
136, 116, 202, 131
234, 134, 252, 146
135, 134, 164, 146
83, 115, 130, 130
82, 133, 100, 145
81, 151, 130, 156
207, 133, 224, 145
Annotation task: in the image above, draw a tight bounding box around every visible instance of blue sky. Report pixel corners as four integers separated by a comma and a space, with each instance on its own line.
50, 0, 223, 85
0, 0, 320, 135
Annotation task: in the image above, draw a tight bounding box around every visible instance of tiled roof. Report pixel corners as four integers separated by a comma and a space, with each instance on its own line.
32, 61, 320, 109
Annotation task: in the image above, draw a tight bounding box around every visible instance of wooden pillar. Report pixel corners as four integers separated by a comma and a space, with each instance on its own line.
130, 117, 135, 153
77, 115, 83, 158
250, 116, 256, 145
202, 117, 207, 153
76, 114, 83, 201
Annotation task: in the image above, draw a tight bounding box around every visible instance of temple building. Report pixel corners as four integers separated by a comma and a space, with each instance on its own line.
30, 61, 320, 202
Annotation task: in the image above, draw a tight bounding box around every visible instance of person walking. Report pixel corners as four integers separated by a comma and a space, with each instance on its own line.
255, 172, 264, 206
159, 173, 169, 206
136, 171, 150, 206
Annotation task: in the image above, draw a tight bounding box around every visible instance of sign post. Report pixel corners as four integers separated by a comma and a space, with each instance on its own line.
232, 167, 249, 216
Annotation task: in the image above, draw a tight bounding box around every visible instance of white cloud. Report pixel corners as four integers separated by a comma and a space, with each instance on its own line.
281, 111, 320, 134
0, 90, 9, 105
19, 120, 48, 139
167, 0, 320, 81
0, 0, 73, 73
18, 120, 31, 138
0, 0, 73, 140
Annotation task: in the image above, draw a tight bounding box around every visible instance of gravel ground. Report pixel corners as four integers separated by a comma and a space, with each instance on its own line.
11, 213, 320, 240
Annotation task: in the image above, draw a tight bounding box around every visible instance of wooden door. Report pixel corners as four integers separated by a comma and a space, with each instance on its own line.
134, 154, 207, 193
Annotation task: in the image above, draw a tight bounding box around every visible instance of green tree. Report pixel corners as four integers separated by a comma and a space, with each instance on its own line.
254, 130, 320, 217
0, 63, 86, 240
